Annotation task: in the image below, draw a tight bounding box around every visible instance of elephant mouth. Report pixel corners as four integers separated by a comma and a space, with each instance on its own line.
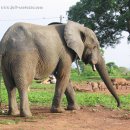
83, 60, 97, 71
82, 56, 97, 71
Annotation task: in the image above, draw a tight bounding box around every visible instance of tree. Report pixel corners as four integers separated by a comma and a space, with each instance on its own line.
106, 62, 118, 68
68, 0, 130, 47
106, 62, 122, 76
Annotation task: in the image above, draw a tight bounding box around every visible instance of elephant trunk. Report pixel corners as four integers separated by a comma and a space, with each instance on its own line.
95, 56, 120, 107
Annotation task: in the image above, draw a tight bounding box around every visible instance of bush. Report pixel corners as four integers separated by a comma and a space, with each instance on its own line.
71, 61, 130, 82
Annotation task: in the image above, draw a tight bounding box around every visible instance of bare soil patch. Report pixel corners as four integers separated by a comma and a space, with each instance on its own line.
0, 106, 130, 130
73, 82, 130, 95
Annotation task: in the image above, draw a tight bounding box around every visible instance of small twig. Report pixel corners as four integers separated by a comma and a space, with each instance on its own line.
75, 57, 81, 75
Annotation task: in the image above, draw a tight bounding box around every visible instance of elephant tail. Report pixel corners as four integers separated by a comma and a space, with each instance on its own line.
0, 41, 2, 74
0, 38, 7, 56
0, 41, 2, 106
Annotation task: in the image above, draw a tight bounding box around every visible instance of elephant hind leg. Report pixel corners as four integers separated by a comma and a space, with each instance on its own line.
14, 71, 34, 117
7, 87, 20, 116
12, 54, 38, 117
2, 66, 19, 116
17, 86, 32, 117
14, 75, 33, 117
51, 61, 72, 113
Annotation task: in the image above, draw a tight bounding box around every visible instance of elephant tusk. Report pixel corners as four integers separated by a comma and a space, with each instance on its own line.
92, 64, 96, 71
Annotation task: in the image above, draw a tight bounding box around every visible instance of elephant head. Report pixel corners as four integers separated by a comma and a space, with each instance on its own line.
64, 21, 120, 107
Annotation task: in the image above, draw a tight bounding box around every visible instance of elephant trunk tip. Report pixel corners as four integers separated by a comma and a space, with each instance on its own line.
117, 100, 121, 107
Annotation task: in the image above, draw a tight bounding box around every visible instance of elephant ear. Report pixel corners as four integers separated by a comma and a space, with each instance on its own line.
64, 21, 85, 60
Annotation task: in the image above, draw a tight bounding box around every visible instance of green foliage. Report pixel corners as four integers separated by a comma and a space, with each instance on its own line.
68, 0, 130, 47
106, 62, 130, 76
106, 62, 121, 76
29, 91, 53, 105
0, 120, 18, 125
76, 92, 117, 108
120, 94, 130, 110
71, 61, 130, 81
82, 65, 99, 76
76, 92, 130, 110
106, 62, 118, 68
71, 64, 101, 82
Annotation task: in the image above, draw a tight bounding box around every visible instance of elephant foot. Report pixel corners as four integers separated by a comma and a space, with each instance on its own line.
20, 110, 32, 117
67, 104, 80, 111
51, 106, 65, 113
8, 109, 20, 116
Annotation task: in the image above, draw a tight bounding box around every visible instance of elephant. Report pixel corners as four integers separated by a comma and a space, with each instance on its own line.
0, 20, 120, 117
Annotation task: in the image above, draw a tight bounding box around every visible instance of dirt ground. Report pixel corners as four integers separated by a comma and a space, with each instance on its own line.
0, 87, 130, 130
0, 106, 130, 130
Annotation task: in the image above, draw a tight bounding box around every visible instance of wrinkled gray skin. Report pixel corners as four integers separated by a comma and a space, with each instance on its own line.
0, 21, 120, 117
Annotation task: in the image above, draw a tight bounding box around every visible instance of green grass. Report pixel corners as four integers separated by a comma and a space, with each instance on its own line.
75, 92, 130, 110
0, 119, 19, 125
0, 80, 130, 111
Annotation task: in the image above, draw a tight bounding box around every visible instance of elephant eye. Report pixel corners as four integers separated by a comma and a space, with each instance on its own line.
93, 45, 96, 49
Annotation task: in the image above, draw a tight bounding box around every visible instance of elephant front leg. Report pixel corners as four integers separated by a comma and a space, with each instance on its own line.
51, 79, 68, 113
51, 67, 71, 113
65, 80, 80, 111
7, 87, 20, 116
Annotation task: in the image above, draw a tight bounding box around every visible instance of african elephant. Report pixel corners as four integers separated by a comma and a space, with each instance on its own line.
0, 21, 120, 117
